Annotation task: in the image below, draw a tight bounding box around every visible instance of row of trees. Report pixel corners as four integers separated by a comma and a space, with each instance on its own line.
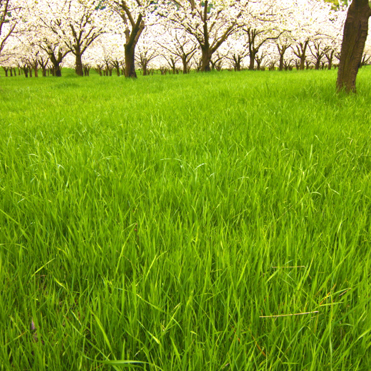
0, 0, 370, 91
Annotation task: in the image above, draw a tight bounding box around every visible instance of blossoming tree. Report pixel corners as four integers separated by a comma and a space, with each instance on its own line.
30, 0, 107, 76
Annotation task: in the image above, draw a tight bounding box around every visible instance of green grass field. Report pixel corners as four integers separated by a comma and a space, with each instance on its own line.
1, 68, 371, 370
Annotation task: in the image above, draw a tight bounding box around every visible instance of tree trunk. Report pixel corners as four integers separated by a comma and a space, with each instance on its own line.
182, 56, 189, 74
279, 54, 285, 71
75, 52, 83, 76
201, 49, 212, 72
326, 50, 334, 70
249, 51, 256, 70
125, 45, 137, 78
337, 0, 371, 93
233, 55, 241, 71
55, 66, 62, 77
277, 45, 289, 71
48, 52, 63, 77
300, 55, 306, 70
34, 63, 38, 77
143, 62, 148, 76
294, 41, 309, 70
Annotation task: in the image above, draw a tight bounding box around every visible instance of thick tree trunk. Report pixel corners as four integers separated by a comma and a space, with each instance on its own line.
300, 55, 306, 70
48, 52, 63, 77
337, 0, 371, 93
182, 57, 189, 74
143, 62, 148, 76
249, 51, 256, 70
55, 66, 62, 77
201, 49, 212, 72
75, 52, 83, 76
125, 45, 137, 78
232, 55, 241, 71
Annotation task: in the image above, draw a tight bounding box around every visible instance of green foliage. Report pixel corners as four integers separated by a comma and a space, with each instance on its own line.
323, 0, 347, 8
201, 1, 214, 12
1, 69, 371, 370
0, 12, 11, 23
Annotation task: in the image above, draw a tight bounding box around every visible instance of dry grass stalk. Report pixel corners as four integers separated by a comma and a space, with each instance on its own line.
259, 311, 319, 318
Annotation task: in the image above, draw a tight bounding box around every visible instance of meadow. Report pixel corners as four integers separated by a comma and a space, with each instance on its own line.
1, 67, 371, 370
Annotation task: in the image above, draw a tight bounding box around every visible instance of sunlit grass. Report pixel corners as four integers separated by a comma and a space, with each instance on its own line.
1, 68, 371, 370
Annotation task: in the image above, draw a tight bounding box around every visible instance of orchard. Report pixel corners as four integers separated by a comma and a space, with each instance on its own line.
1, 1, 371, 370
0, 0, 370, 89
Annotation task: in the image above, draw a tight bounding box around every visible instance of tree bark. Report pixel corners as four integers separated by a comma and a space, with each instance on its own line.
181, 56, 189, 74
55, 66, 62, 77
47, 50, 66, 77
300, 55, 306, 70
292, 41, 309, 70
75, 52, 83, 76
142, 61, 148, 76
277, 45, 289, 71
233, 55, 241, 71
34, 62, 38, 78
201, 49, 212, 72
326, 50, 334, 70
49, 56, 61, 76
249, 51, 256, 70
112, 61, 120, 76
125, 45, 137, 78
337, 0, 371, 93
